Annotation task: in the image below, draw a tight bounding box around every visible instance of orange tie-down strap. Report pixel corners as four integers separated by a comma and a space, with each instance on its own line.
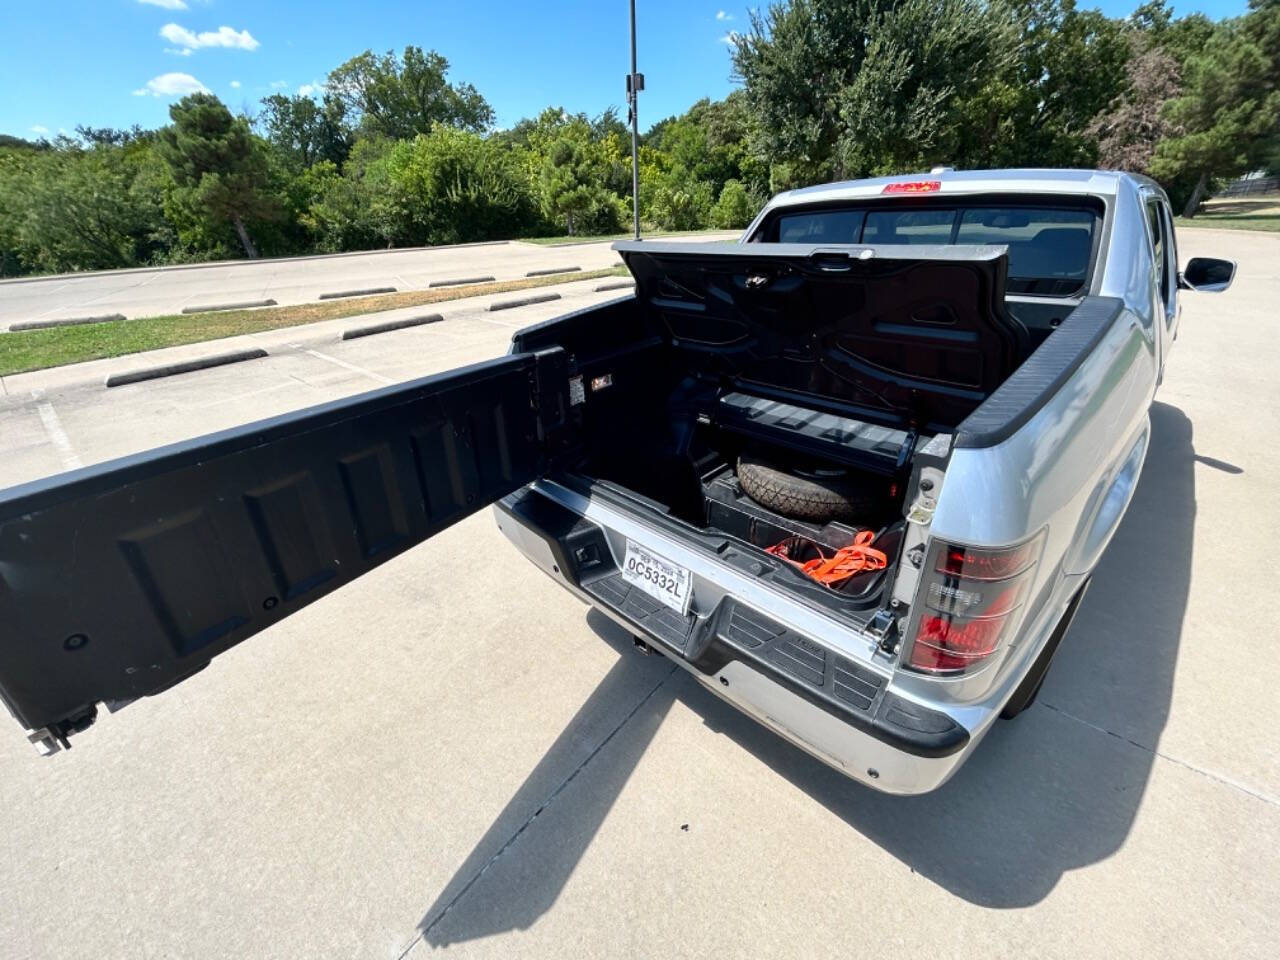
765, 530, 887, 588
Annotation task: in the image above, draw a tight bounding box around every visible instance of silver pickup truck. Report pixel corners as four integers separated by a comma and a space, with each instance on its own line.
0, 169, 1235, 794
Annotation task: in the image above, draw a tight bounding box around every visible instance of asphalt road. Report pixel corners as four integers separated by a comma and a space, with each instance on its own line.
0, 228, 1277, 959
0, 233, 734, 331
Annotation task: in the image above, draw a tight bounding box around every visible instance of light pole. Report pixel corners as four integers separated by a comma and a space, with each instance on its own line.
627, 0, 643, 240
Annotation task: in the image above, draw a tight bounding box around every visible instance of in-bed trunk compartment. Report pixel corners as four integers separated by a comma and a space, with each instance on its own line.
501, 241, 1029, 637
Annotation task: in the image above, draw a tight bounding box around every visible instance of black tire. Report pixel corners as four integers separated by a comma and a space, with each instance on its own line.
737, 453, 882, 523
1000, 579, 1091, 719
1000, 670, 1047, 719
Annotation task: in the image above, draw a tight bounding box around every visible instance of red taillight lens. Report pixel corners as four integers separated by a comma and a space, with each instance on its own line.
910, 615, 1006, 671
936, 541, 1039, 581
881, 180, 941, 194
904, 534, 1044, 675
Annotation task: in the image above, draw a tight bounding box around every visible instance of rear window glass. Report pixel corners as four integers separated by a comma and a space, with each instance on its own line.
956, 208, 1095, 295
863, 209, 954, 244
777, 209, 864, 243
763, 204, 1098, 296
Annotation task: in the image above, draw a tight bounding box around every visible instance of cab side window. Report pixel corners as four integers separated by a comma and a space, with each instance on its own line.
1145, 200, 1166, 304
1145, 199, 1177, 311
1159, 202, 1179, 308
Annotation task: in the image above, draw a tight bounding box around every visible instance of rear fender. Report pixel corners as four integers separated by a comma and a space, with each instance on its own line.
1063, 417, 1150, 577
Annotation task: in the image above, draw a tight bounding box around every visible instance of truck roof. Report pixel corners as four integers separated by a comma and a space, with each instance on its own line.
767, 168, 1158, 209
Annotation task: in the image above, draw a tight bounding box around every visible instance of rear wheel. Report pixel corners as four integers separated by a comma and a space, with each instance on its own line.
737, 453, 882, 523
1000, 669, 1047, 719
1000, 579, 1091, 719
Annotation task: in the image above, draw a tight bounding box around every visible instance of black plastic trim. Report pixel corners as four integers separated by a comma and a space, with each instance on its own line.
954, 296, 1126, 448
690, 602, 968, 758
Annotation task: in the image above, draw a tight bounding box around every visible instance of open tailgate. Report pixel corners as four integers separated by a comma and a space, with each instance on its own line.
0, 349, 572, 752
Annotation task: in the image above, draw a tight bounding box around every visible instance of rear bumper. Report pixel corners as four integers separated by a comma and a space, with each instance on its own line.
494, 485, 982, 795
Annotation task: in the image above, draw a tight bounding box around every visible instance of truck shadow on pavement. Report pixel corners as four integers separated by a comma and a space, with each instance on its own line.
418, 401, 1196, 942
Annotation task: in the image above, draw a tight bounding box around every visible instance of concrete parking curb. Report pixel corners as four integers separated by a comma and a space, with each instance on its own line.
593, 281, 635, 293
104, 348, 269, 388
9, 313, 126, 332
181, 299, 276, 314
526, 266, 582, 277
318, 287, 397, 300
487, 293, 562, 312
341, 314, 444, 340
2, 274, 622, 396
428, 276, 496, 288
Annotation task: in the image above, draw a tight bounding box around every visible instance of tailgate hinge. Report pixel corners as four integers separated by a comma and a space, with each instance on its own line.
529, 347, 573, 446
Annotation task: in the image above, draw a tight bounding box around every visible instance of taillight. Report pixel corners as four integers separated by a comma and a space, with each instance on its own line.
903, 533, 1045, 675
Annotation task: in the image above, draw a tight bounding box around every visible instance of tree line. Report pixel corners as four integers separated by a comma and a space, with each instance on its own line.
1, 0, 1276, 277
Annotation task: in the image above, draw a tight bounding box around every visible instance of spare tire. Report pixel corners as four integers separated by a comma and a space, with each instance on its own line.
737, 453, 882, 523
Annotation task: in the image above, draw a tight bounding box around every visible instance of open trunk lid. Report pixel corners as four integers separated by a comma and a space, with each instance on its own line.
614, 240, 1024, 432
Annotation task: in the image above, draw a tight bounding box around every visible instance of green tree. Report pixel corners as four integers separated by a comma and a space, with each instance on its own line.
731, 0, 1128, 183
303, 137, 406, 251
327, 47, 493, 140
1151, 0, 1280, 214
833, 0, 1019, 176
978, 0, 1130, 168
539, 136, 621, 235
0, 139, 166, 274
643, 162, 714, 230
258, 93, 350, 170
388, 126, 542, 244
709, 179, 756, 229
515, 107, 626, 234
158, 94, 280, 258
731, 0, 878, 186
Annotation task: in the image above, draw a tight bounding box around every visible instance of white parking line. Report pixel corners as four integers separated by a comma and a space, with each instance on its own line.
300, 347, 395, 384
35, 401, 83, 470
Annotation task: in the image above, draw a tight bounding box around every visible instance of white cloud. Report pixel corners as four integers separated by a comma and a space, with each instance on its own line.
716, 10, 734, 20
719, 30, 739, 45
230, 80, 241, 88
139, 0, 189, 9
297, 82, 324, 97
132, 72, 209, 97
30, 124, 49, 134
159, 23, 260, 52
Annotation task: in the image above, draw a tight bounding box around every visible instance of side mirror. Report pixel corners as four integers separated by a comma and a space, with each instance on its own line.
1178, 257, 1236, 293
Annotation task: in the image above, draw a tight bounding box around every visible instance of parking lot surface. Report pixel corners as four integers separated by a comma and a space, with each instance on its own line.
0, 228, 1277, 959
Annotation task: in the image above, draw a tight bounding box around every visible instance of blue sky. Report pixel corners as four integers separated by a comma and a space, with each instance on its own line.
2, 0, 1252, 140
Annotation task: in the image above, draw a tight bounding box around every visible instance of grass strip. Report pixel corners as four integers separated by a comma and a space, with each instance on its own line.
0, 267, 626, 376
1175, 214, 1280, 233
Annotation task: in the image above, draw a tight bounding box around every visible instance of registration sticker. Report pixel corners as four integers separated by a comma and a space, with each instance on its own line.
621, 540, 692, 616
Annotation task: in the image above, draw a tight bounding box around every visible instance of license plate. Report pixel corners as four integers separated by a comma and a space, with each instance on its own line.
621, 541, 692, 616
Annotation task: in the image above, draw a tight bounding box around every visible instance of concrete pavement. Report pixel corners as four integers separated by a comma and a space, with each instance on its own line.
0, 227, 1277, 959
0, 233, 735, 331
